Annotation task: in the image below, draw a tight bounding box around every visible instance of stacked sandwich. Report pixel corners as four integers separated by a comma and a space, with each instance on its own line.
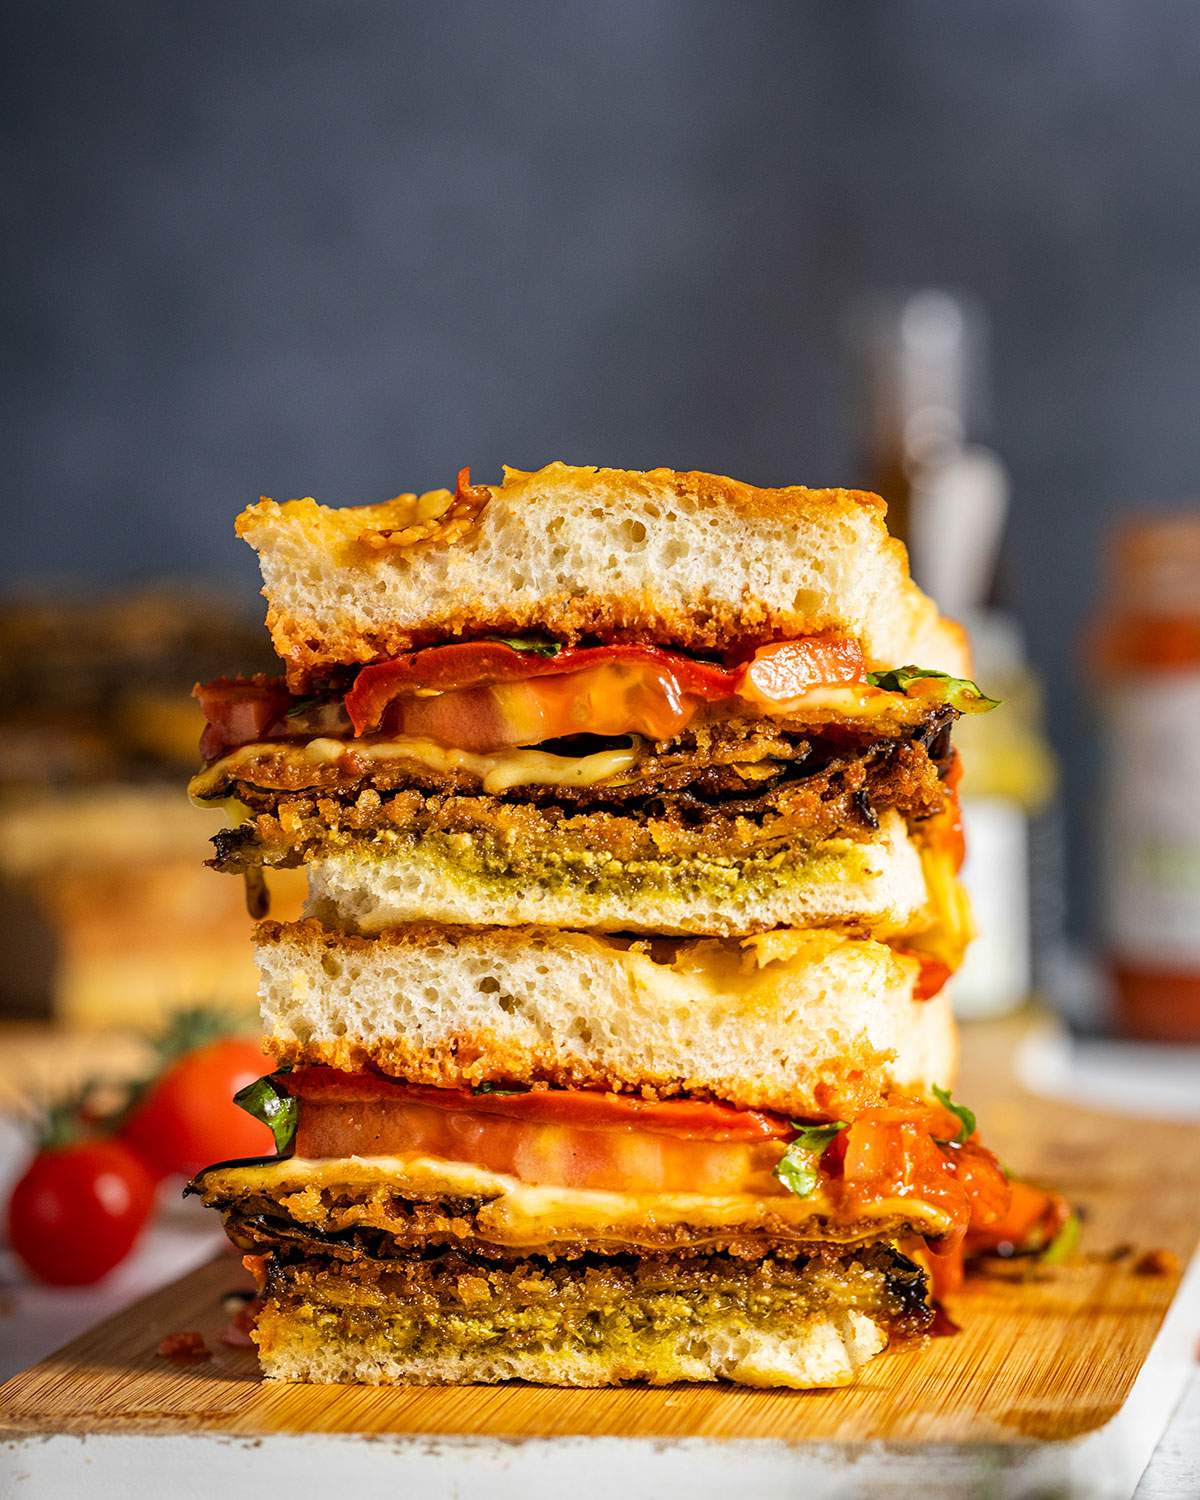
190, 462, 1014, 1388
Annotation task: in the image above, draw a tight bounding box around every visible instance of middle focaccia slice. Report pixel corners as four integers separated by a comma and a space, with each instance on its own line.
255, 921, 955, 1120
298, 805, 934, 938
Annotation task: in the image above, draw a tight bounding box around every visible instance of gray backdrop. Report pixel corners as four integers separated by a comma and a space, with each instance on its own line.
6, 1, 1200, 938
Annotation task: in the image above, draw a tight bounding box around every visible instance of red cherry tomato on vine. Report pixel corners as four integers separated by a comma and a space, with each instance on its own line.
119, 1038, 276, 1180
8, 1139, 156, 1286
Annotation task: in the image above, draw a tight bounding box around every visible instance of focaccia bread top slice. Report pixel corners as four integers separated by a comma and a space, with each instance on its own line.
237, 462, 969, 687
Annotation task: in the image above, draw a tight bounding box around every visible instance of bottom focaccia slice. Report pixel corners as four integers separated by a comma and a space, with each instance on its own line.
251, 1243, 932, 1388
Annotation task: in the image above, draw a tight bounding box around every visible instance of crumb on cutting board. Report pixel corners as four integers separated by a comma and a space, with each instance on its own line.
1132, 1249, 1181, 1278
157, 1331, 211, 1361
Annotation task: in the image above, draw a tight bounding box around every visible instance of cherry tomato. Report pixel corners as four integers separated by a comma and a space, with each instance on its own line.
7, 1139, 155, 1286
120, 1039, 276, 1180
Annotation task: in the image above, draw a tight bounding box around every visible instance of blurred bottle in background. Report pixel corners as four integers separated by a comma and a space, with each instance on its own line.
852, 289, 1061, 1017
952, 611, 1058, 1016
1091, 515, 1200, 1042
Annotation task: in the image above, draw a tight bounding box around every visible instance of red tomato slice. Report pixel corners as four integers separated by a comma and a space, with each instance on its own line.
344, 643, 739, 736
737, 635, 866, 707
194, 635, 875, 761
282, 1069, 793, 1142
281, 1072, 1011, 1246
380, 660, 701, 752
194, 677, 292, 762
291, 1095, 786, 1195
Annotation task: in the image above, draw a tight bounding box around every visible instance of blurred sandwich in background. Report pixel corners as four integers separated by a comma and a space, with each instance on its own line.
0, 586, 302, 1028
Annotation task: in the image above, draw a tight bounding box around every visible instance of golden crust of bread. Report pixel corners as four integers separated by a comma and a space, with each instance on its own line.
267, 1032, 898, 1119
237, 463, 889, 536
237, 462, 970, 689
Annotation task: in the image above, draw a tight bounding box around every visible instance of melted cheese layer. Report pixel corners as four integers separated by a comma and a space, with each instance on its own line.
190, 735, 639, 800
197, 1151, 955, 1244
189, 677, 936, 804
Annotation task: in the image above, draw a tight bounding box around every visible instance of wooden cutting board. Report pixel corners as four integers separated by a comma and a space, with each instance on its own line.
2, 1016, 1199, 1499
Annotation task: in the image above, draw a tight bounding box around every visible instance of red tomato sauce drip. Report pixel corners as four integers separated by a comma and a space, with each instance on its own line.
825, 1096, 1010, 1252
892, 951, 954, 1001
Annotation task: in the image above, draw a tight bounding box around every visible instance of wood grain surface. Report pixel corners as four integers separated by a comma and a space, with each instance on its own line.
2, 1016, 1198, 1447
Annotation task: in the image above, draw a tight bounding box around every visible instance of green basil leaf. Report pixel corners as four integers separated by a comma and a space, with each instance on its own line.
471, 1081, 527, 1096
285, 695, 327, 719
773, 1146, 821, 1198
489, 636, 562, 657
233, 1075, 298, 1155
790, 1121, 849, 1152
866, 665, 998, 713
932, 1084, 976, 1145
773, 1121, 847, 1197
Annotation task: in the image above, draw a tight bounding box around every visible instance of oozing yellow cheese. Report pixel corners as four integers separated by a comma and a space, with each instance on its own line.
907, 838, 975, 972
769, 684, 889, 716
197, 1152, 955, 1243
188, 674, 940, 805
189, 736, 639, 801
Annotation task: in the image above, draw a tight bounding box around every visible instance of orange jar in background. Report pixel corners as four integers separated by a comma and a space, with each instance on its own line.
1092, 514, 1200, 1041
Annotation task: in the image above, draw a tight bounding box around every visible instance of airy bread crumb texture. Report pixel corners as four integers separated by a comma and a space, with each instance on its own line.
300, 808, 929, 938
237, 462, 970, 686
257, 921, 957, 1116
